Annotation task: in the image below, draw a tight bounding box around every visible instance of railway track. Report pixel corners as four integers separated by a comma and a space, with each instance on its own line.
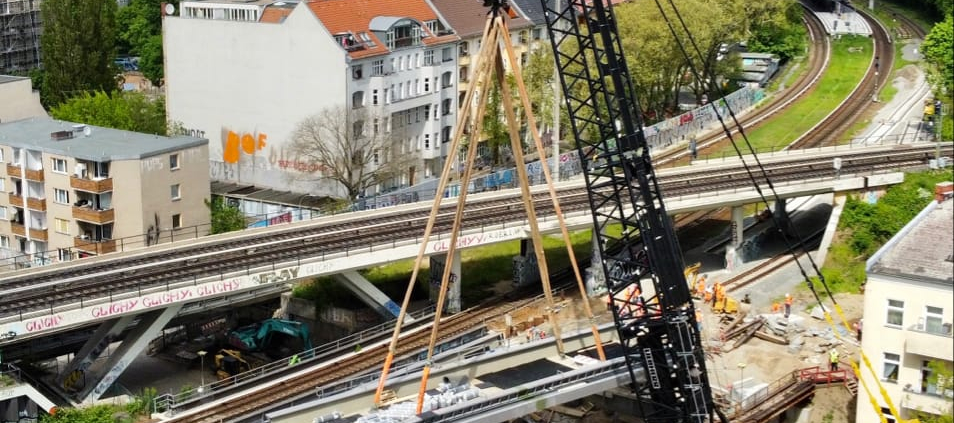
0, 144, 948, 321
789, 5, 895, 149
166, 292, 553, 423
654, 6, 831, 167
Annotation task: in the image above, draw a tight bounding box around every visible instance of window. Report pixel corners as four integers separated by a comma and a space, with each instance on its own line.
54, 218, 69, 234
441, 71, 452, 88
459, 66, 469, 82
170, 154, 180, 170
372, 59, 384, 76
384, 88, 391, 104
424, 133, 430, 149
0, 208, 5, 220
521, 52, 528, 67
390, 57, 396, 73
887, 299, 904, 326
441, 126, 452, 143
52, 158, 67, 173
373, 89, 379, 105
0, 148, 4, 162
352, 91, 365, 108
172, 214, 182, 228
441, 47, 453, 62
519, 30, 529, 44
373, 118, 380, 135
423, 50, 434, 66
924, 306, 944, 334
398, 56, 404, 71
0, 235, 8, 248
373, 149, 379, 165
424, 77, 430, 92
441, 98, 452, 115
882, 353, 900, 382
171, 184, 181, 200
458, 42, 469, 57
54, 188, 69, 204
532, 28, 543, 40
0, 178, 4, 192
58, 248, 72, 262
433, 103, 439, 120
353, 120, 365, 138
414, 53, 420, 68
352, 64, 363, 79
423, 104, 430, 119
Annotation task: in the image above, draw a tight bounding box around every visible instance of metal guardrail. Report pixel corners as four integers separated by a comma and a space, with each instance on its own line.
153, 305, 437, 413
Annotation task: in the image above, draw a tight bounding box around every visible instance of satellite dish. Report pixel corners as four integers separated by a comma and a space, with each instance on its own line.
164, 3, 175, 15
83, 126, 92, 137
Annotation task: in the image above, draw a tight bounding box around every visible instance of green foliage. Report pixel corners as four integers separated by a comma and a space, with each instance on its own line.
205, 197, 247, 234
117, 0, 175, 84
921, 14, 954, 103
821, 169, 954, 292
522, 46, 556, 130
746, 0, 807, 61
125, 387, 157, 416
481, 74, 519, 166
40, 0, 118, 107
49, 91, 170, 135
41, 404, 120, 423
911, 360, 954, 422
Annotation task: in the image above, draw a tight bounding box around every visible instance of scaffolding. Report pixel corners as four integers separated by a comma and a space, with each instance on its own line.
1, 0, 42, 74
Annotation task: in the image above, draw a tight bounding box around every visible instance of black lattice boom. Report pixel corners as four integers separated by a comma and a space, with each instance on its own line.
540, 0, 719, 421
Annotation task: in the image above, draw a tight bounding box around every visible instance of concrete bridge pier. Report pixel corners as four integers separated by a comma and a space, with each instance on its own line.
726, 206, 746, 272
585, 233, 606, 297
512, 239, 540, 289
58, 314, 136, 393
77, 304, 182, 402
774, 199, 791, 234
333, 271, 410, 319
429, 252, 462, 314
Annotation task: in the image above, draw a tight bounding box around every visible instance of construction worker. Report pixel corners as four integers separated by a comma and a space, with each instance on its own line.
772, 302, 781, 314
695, 308, 703, 332
829, 348, 839, 371
711, 282, 722, 307
784, 293, 793, 318
288, 354, 300, 367
703, 286, 714, 304
695, 275, 707, 298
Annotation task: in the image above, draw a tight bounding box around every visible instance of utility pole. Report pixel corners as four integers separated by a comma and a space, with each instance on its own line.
551, 0, 562, 179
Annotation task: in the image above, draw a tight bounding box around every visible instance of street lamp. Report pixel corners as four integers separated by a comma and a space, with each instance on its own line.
197, 350, 207, 394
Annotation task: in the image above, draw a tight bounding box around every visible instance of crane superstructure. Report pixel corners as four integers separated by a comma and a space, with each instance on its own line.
539, 0, 723, 421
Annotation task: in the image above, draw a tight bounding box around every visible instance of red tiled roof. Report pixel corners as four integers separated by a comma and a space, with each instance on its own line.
307, 0, 458, 60
430, 0, 532, 38
260, 6, 294, 24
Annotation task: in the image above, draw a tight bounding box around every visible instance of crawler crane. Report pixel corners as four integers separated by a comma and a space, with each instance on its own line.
539, 0, 725, 421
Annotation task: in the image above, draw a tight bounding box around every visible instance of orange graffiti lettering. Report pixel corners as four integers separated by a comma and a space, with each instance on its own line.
223, 129, 267, 164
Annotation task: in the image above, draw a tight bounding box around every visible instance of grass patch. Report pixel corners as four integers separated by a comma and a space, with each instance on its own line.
816, 168, 954, 295
295, 229, 599, 308
720, 35, 873, 153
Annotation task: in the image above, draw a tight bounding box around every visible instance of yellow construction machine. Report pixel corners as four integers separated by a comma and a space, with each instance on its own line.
214, 349, 256, 380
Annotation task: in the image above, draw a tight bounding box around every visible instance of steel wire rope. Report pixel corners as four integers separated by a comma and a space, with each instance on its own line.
653, 2, 906, 421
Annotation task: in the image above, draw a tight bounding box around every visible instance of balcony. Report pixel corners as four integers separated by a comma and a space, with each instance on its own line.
72, 207, 115, 224
5, 164, 44, 181
10, 222, 48, 241
8, 193, 46, 212
73, 236, 117, 255
458, 54, 470, 66
901, 386, 954, 416
905, 323, 954, 361
70, 176, 113, 193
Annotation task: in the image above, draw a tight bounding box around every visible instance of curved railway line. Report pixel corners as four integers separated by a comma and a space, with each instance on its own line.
655, 6, 831, 166
0, 144, 948, 321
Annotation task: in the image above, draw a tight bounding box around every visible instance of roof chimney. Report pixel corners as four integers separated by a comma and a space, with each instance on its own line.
50, 130, 74, 141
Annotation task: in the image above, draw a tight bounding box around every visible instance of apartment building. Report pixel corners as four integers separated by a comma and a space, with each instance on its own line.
0, 117, 210, 265
163, 0, 459, 199
857, 187, 954, 422
0, 0, 41, 74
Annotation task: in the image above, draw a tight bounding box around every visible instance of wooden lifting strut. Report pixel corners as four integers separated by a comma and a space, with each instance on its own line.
373, 0, 607, 414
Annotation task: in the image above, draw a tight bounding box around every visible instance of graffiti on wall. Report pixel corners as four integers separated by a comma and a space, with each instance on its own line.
223, 128, 268, 164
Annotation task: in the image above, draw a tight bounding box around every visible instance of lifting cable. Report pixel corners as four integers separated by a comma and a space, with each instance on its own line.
650, 0, 905, 421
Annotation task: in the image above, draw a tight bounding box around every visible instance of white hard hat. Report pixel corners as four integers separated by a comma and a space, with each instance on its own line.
786, 293, 790, 297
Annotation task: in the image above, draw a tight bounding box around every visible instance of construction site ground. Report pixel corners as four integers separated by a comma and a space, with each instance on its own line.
487, 192, 864, 423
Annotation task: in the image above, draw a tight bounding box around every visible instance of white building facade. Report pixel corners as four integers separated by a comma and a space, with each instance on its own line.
857, 190, 953, 422
163, 0, 459, 198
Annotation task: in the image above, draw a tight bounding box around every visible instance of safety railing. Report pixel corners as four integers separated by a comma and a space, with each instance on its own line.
153, 305, 436, 413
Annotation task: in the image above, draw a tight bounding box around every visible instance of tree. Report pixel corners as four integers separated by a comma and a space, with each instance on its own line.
921, 14, 954, 102
205, 197, 247, 234
288, 106, 411, 201
522, 46, 556, 137
40, 0, 118, 107
49, 91, 171, 135
117, 0, 176, 85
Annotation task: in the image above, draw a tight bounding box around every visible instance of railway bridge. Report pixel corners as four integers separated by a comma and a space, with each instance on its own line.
0, 142, 948, 404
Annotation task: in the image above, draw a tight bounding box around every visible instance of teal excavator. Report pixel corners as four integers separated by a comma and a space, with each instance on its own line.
226, 318, 313, 353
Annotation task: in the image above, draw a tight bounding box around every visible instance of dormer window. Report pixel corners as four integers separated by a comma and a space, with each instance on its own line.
425, 20, 448, 36
385, 21, 421, 49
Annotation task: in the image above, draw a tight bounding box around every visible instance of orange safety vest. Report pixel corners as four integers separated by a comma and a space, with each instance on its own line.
785, 295, 793, 306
